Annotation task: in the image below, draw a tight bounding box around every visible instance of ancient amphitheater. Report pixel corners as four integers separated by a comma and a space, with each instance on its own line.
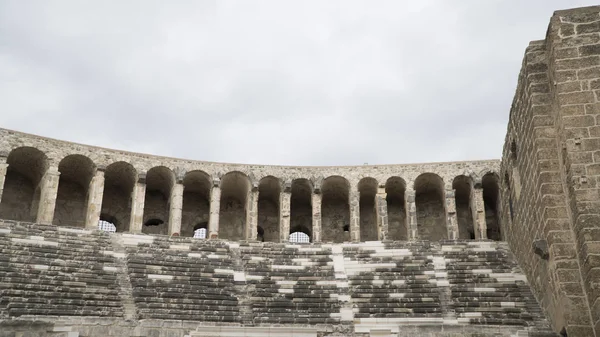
1, 5, 599, 337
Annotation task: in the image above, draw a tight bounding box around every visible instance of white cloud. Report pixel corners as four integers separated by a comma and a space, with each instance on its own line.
0, 0, 597, 165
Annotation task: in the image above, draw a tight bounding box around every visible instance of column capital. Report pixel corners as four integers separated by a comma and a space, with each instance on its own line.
283, 180, 292, 193
96, 164, 107, 173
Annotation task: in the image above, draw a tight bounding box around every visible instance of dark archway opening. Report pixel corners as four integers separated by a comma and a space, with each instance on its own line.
415, 173, 446, 240
53, 155, 96, 227
290, 179, 312, 242
258, 176, 280, 242
483, 173, 502, 241
453, 175, 475, 240
358, 177, 378, 241
321, 176, 350, 243
142, 166, 174, 235
219, 171, 249, 240
193, 222, 208, 239
0, 147, 48, 222
182, 170, 211, 237
101, 161, 136, 233
385, 177, 407, 240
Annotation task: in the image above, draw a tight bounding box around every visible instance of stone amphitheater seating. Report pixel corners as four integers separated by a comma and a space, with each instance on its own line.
0, 221, 558, 336
240, 242, 344, 325
122, 233, 240, 322
0, 221, 123, 318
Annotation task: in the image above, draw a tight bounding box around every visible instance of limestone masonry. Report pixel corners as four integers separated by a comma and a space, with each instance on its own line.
0, 5, 599, 337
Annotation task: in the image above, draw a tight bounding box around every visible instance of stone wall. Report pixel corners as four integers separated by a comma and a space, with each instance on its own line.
500, 5, 600, 336
0, 127, 501, 244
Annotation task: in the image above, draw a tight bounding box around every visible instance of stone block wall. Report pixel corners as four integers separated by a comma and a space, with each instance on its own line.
500, 5, 600, 336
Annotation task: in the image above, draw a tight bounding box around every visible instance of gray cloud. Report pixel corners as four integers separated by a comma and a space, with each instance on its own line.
0, 0, 596, 165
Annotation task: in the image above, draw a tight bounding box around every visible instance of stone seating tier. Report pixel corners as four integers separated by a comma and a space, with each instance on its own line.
0, 221, 123, 318
0, 220, 556, 335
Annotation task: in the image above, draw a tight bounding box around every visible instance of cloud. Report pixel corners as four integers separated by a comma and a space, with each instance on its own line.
0, 0, 597, 165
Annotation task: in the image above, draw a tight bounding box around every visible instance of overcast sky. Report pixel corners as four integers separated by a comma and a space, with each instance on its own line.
0, 1, 596, 166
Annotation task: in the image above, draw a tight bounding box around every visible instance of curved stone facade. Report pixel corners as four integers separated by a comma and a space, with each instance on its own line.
0, 128, 502, 244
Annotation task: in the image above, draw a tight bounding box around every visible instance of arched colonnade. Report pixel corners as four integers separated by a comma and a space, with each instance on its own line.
0, 147, 502, 242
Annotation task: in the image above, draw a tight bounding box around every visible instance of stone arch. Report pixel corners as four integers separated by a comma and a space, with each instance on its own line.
290, 178, 313, 242
321, 175, 350, 243
385, 176, 408, 240
219, 171, 250, 240
0, 147, 48, 222
453, 175, 475, 239
482, 172, 501, 240
53, 154, 96, 227
182, 170, 211, 237
142, 166, 175, 235
258, 176, 281, 242
414, 173, 446, 240
358, 177, 378, 241
100, 161, 137, 232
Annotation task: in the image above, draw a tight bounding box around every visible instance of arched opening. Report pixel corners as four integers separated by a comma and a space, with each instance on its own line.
0, 147, 48, 222
53, 154, 96, 227
193, 222, 207, 239
290, 178, 312, 242
483, 173, 501, 241
219, 171, 250, 240
453, 175, 475, 240
385, 177, 407, 240
414, 173, 446, 240
182, 170, 211, 237
358, 177, 378, 241
98, 217, 117, 233
257, 225, 265, 242
100, 161, 137, 232
258, 176, 280, 242
142, 166, 174, 235
321, 176, 350, 243
289, 231, 310, 243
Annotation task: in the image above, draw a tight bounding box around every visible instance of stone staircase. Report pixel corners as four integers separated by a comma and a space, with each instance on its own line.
441, 241, 550, 327
0, 221, 123, 318
122, 233, 240, 322
239, 242, 346, 325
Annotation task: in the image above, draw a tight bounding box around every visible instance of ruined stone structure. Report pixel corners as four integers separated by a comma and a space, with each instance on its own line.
0, 5, 598, 337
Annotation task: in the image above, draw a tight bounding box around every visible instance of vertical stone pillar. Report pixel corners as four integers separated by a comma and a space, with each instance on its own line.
0, 154, 8, 205
36, 167, 60, 225
445, 188, 458, 240
312, 190, 322, 242
375, 185, 388, 241
406, 190, 417, 240
246, 185, 259, 240
208, 178, 221, 239
349, 184, 360, 242
168, 180, 184, 236
128, 173, 146, 233
473, 187, 486, 239
279, 181, 292, 242
84, 167, 105, 229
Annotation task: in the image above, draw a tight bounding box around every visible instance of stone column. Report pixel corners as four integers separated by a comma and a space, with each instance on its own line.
473, 187, 486, 239
36, 167, 60, 225
375, 185, 388, 241
349, 184, 360, 242
279, 181, 292, 242
246, 186, 259, 240
445, 188, 458, 240
84, 167, 105, 229
312, 190, 322, 242
168, 180, 184, 236
208, 178, 221, 239
406, 190, 417, 240
128, 173, 146, 233
0, 154, 8, 205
